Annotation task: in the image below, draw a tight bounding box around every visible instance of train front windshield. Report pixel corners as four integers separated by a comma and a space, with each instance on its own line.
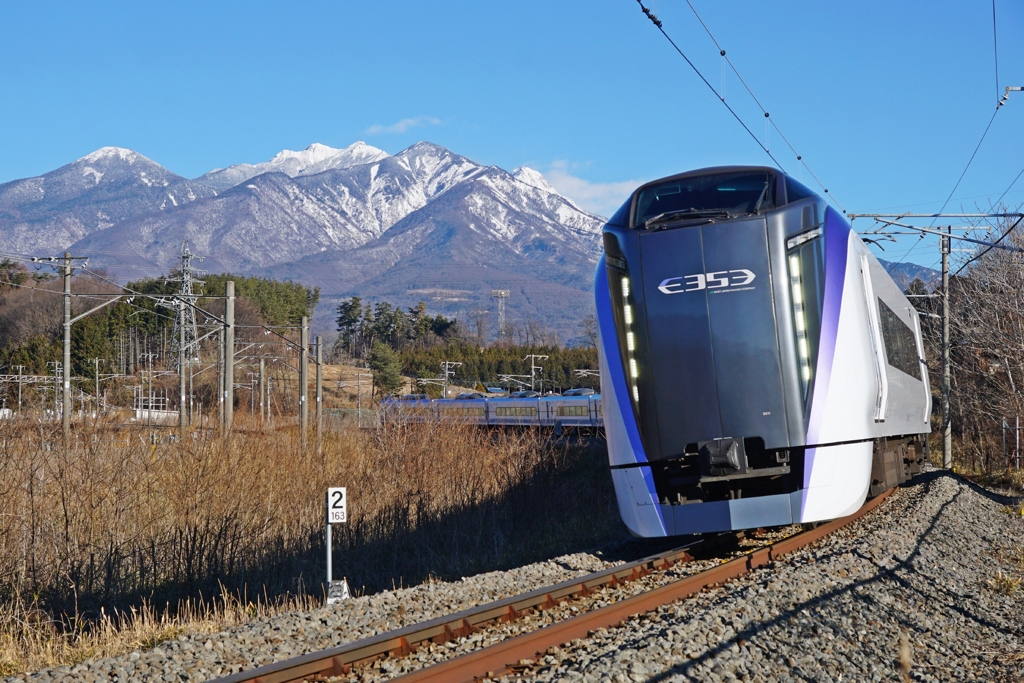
633, 171, 776, 227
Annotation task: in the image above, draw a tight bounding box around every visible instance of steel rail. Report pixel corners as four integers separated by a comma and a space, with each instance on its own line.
212, 490, 892, 683
211, 543, 704, 683
395, 489, 894, 683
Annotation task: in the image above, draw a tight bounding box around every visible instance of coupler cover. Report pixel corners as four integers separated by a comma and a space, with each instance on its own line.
699, 438, 748, 477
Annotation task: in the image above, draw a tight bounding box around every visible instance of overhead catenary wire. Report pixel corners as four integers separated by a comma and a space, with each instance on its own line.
680, 0, 844, 213
885, 2, 1007, 269
994, 166, 1024, 208
953, 215, 1024, 277
992, 0, 1000, 105
632, 3, 790, 185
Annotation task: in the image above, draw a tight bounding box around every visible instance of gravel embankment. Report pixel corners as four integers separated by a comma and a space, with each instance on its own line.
10, 470, 1020, 683
505, 470, 1024, 683
6, 553, 617, 683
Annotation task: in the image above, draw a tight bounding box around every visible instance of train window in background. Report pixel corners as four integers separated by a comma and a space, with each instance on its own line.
878, 300, 921, 379
445, 407, 485, 417
496, 407, 537, 417
557, 406, 589, 417
633, 171, 776, 228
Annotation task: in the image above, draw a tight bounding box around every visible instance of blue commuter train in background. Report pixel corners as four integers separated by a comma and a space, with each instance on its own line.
597, 167, 931, 537
382, 389, 603, 430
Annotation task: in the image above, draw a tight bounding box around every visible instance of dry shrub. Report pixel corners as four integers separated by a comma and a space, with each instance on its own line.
0, 415, 620, 673
986, 570, 1021, 596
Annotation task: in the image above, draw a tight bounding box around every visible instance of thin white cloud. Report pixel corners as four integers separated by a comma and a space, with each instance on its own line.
542, 161, 644, 217
366, 116, 442, 135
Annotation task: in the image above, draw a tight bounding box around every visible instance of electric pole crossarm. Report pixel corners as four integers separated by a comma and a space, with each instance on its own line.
848, 213, 1024, 219
860, 219, 1024, 252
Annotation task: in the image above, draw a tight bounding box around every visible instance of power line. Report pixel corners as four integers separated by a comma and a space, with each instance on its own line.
992, 0, 1000, 105
632, 3, 788, 179
994, 166, 1024, 208
680, 0, 844, 213
953, 215, 1024, 277
933, 108, 1000, 224
891, 102, 1001, 267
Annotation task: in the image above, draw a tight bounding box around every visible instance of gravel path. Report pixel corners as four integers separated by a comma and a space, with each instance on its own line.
505, 470, 1024, 683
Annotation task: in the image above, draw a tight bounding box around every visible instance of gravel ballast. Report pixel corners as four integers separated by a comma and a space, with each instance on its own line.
5, 554, 618, 683
506, 470, 1024, 682
8, 470, 1021, 682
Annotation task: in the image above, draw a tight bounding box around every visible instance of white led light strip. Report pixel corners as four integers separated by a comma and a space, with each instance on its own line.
788, 255, 812, 387
620, 276, 640, 406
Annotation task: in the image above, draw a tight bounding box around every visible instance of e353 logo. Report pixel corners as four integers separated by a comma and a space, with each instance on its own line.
657, 269, 756, 294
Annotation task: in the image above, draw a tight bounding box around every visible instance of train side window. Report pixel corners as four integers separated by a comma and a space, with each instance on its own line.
496, 407, 537, 417
877, 299, 921, 378
558, 406, 588, 417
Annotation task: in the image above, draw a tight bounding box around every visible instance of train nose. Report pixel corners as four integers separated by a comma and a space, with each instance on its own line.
637, 216, 789, 460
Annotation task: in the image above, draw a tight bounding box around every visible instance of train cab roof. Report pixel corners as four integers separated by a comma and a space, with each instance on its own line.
454, 392, 486, 400
605, 166, 819, 231
562, 388, 597, 396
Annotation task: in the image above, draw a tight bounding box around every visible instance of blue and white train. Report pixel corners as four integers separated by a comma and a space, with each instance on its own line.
381, 389, 603, 430
597, 167, 931, 537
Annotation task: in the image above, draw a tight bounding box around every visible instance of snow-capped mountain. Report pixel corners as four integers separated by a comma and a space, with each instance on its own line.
0, 141, 606, 337
195, 142, 389, 191
0, 147, 215, 254
70, 141, 604, 274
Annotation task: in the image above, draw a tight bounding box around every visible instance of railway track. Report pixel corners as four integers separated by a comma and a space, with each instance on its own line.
211, 490, 892, 683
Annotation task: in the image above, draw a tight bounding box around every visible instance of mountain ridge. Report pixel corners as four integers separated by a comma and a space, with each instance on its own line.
0, 141, 604, 339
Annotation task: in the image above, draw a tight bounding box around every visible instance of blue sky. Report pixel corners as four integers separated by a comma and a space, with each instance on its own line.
1, 1, 1022, 271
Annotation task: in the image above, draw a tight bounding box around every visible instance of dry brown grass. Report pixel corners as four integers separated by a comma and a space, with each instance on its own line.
0, 587, 318, 676
986, 570, 1021, 596
0, 415, 620, 675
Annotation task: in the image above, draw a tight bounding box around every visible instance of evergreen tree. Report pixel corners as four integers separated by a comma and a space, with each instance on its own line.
369, 341, 403, 397
335, 297, 363, 356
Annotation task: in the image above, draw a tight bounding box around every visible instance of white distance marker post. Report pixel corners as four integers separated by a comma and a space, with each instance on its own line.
326, 487, 349, 603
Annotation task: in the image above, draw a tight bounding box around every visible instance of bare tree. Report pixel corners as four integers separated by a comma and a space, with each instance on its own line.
939, 209, 1024, 472
580, 314, 598, 348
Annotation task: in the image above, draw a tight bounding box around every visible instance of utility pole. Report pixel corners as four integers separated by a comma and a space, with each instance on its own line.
91, 358, 101, 415
491, 289, 510, 343
941, 231, 951, 469
217, 326, 225, 428
849, 211, 1024, 471
299, 316, 309, 449
357, 373, 367, 411
15, 365, 23, 414
178, 299, 187, 437
440, 360, 462, 398
259, 358, 266, 425
315, 336, 323, 453
524, 354, 549, 391
62, 252, 72, 440
224, 281, 235, 433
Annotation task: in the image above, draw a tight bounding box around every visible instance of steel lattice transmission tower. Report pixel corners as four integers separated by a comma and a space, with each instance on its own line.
491, 289, 510, 342
170, 241, 204, 371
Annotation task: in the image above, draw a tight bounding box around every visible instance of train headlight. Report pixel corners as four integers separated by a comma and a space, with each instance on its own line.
618, 275, 641, 407
789, 254, 813, 392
